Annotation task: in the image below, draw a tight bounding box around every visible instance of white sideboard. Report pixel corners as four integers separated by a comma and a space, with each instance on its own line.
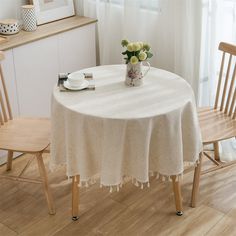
0, 16, 97, 117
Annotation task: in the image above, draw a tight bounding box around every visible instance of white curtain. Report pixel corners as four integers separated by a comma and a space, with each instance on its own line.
76, 0, 236, 160
77, 0, 202, 97
200, 0, 236, 161
200, 0, 236, 106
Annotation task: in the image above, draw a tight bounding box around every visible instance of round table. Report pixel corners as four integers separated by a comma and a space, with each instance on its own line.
50, 65, 202, 188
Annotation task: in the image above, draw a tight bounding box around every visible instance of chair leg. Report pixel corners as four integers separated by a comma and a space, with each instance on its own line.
72, 175, 80, 221
171, 175, 183, 216
191, 153, 203, 208
6, 150, 13, 171
214, 142, 220, 161
36, 153, 56, 215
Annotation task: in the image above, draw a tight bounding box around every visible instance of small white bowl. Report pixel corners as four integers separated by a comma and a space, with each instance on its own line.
67, 72, 85, 88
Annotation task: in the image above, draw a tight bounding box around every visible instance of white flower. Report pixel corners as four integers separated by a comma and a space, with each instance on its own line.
127, 43, 134, 52
130, 56, 139, 64
139, 51, 147, 61
138, 42, 144, 49
133, 42, 141, 51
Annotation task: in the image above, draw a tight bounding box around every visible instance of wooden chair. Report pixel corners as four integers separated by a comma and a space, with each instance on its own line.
0, 51, 55, 215
191, 42, 236, 207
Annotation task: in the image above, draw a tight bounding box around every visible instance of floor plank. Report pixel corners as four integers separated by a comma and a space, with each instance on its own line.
145, 205, 224, 236
206, 207, 236, 236
0, 154, 236, 235
0, 222, 17, 236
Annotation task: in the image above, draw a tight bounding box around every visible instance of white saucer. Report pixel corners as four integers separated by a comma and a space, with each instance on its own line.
63, 80, 89, 90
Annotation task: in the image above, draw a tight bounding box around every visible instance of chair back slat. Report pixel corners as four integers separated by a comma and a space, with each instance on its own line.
214, 52, 225, 109
220, 54, 232, 111
0, 109, 4, 126
224, 62, 236, 114
0, 53, 13, 123
229, 88, 236, 116
0, 89, 8, 121
214, 42, 236, 120
233, 106, 236, 119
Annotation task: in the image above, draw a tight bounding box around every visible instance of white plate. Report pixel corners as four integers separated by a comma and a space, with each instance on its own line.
63, 80, 89, 90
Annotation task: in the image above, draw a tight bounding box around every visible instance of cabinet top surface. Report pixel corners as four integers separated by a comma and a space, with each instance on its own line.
0, 16, 97, 51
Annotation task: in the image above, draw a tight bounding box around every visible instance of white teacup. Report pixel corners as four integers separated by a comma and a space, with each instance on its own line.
67, 72, 85, 87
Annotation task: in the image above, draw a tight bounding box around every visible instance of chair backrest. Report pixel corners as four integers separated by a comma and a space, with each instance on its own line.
0, 51, 12, 125
214, 42, 236, 119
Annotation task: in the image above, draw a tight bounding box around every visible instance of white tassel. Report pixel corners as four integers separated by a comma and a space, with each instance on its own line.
141, 183, 144, 189
78, 182, 82, 187
100, 183, 103, 188
85, 181, 89, 188
109, 186, 113, 193
135, 180, 139, 187
168, 176, 171, 182
156, 173, 160, 179
122, 176, 126, 183
117, 186, 120, 192
147, 182, 150, 188
162, 176, 165, 182
120, 183, 123, 188
132, 177, 134, 184
150, 171, 154, 177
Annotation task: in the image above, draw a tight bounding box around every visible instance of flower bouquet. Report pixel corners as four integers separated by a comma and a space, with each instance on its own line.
121, 39, 153, 86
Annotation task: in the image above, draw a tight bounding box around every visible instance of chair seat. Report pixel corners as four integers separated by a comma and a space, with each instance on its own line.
198, 107, 236, 144
0, 118, 50, 153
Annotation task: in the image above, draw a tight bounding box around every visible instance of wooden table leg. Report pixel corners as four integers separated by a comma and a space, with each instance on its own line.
72, 175, 80, 221
191, 153, 202, 208
171, 175, 183, 216
6, 150, 13, 171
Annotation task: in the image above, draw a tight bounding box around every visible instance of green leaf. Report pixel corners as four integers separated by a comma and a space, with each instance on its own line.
122, 51, 127, 55
135, 50, 141, 57
146, 52, 153, 58
126, 51, 133, 58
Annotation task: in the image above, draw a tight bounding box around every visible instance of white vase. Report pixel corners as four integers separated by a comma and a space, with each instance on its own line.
22, 5, 37, 32
125, 61, 150, 87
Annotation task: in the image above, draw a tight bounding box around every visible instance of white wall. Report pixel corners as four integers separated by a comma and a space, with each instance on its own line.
73, 0, 83, 16
0, 0, 27, 20
0, 0, 80, 21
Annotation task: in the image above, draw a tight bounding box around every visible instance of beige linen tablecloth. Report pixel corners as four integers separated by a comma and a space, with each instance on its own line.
50, 65, 202, 189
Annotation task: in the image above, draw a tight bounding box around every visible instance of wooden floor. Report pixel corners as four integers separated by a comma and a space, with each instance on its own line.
0, 154, 236, 236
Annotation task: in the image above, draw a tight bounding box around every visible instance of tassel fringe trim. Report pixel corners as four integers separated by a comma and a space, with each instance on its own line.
60, 160, 200, 193
73, 171, 185, 193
